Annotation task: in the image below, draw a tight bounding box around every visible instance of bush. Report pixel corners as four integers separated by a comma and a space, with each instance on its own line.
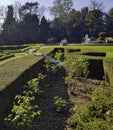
70, 87, 113, 130
94, 38, 104, 44
54, 50, 63, 61
99, 32, 106, 40
65, 56, 89, 82
47, 37, 57, 44
106, 37, 113, 43
4, 93, 41, 128
54, 96, 68, 113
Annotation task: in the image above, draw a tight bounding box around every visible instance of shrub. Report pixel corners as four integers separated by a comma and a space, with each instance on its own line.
106, 37, 113, 43
54, 50, 63, 61
47, 37, 57, 44
70, 87, 113, 130
94, 38, 104, 44
65, 56, 89, 83
4, 93, 41, 128
54, 96, 68, 113
99, 32, 106, 40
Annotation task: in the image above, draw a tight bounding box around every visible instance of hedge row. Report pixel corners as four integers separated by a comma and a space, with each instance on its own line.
104, 58, 113, 87
0, 54, 15, 61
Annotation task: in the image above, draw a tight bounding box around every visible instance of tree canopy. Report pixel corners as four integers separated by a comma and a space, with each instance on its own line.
0, 0, 113, 44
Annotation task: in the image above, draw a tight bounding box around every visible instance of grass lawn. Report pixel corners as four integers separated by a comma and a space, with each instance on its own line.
0, 46, 54, 91
64, 45, 113, 58
0, 45, 113, 130
1, 44, 113, 91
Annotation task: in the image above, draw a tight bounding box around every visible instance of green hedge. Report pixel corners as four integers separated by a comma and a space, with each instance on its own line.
94, 38, 104, 44
106, 37, 113, 43
0, 54, 15, 61
104, 59, 113, 87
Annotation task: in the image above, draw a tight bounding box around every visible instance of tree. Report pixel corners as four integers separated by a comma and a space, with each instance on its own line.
17, 2, 40, 43
18, 13, 40, 43
0, 5, 7, 39
85, 9, 104, 38
19, 2, 39, 21
38, 5, 46, 21
40, 16, 49, 42
1, 5, 18, 44
48, 0, 73, 43
84, 1, 105, 38
12, 1, 22, 21
67, 9, 82, 42
80, 7, 89, 38
19, 2, 39, 16
89, 0, 104, 11
50, 0, 73, 22
0, 5, 7, 23
105, 8, 113, 36
2, 6, 15, 29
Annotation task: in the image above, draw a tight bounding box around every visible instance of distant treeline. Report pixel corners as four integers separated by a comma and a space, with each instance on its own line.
0, 0, 113, 45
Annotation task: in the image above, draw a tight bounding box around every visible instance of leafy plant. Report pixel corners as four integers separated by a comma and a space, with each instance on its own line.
4, 93, 41, 128
54, 96, 68, 112
43, 58, 58, 73
106, 37, 113, 43
94, 38, 104, 44
65, 74, 72, 85
70, 87, 113, 130
27, 73, 46, 94
65, 56, 89, 85
4, 73, 46, 128
54, 50, 63, 61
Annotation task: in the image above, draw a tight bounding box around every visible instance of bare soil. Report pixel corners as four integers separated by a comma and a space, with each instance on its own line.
1, 68, 107, 130
34, 69, 107, 130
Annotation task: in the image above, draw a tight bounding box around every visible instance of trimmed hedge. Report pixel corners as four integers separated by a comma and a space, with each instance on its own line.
0, 54, 15, 61
104, 59, 113, 87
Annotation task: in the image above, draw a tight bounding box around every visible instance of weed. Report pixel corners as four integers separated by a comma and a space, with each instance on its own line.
54, 96, 68, 113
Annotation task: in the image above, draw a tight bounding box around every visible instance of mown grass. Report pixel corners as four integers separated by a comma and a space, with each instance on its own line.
0, 54, 15, 61
63, 45, 113, 86
0, 46, 54, 91
1, 44, 113, 91
63, 45, 113, 58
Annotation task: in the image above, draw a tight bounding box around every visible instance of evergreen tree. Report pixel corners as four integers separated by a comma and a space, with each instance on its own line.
40, 16, 49, 42
18, 2, 40, 43
67, 9, 82, 42
105, 8, 113, 37
85, 1, 105, 38
18, 14, 40, 43
1, 5, 17, 44
85, 9, 104, 38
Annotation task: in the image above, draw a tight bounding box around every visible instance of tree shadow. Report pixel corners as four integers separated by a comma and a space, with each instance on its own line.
35, 67, 71, 130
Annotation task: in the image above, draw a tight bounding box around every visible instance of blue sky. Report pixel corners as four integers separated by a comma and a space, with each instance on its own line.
0, 0, 113, 11
0, 0, 113, 18
0, 0, 113, 10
